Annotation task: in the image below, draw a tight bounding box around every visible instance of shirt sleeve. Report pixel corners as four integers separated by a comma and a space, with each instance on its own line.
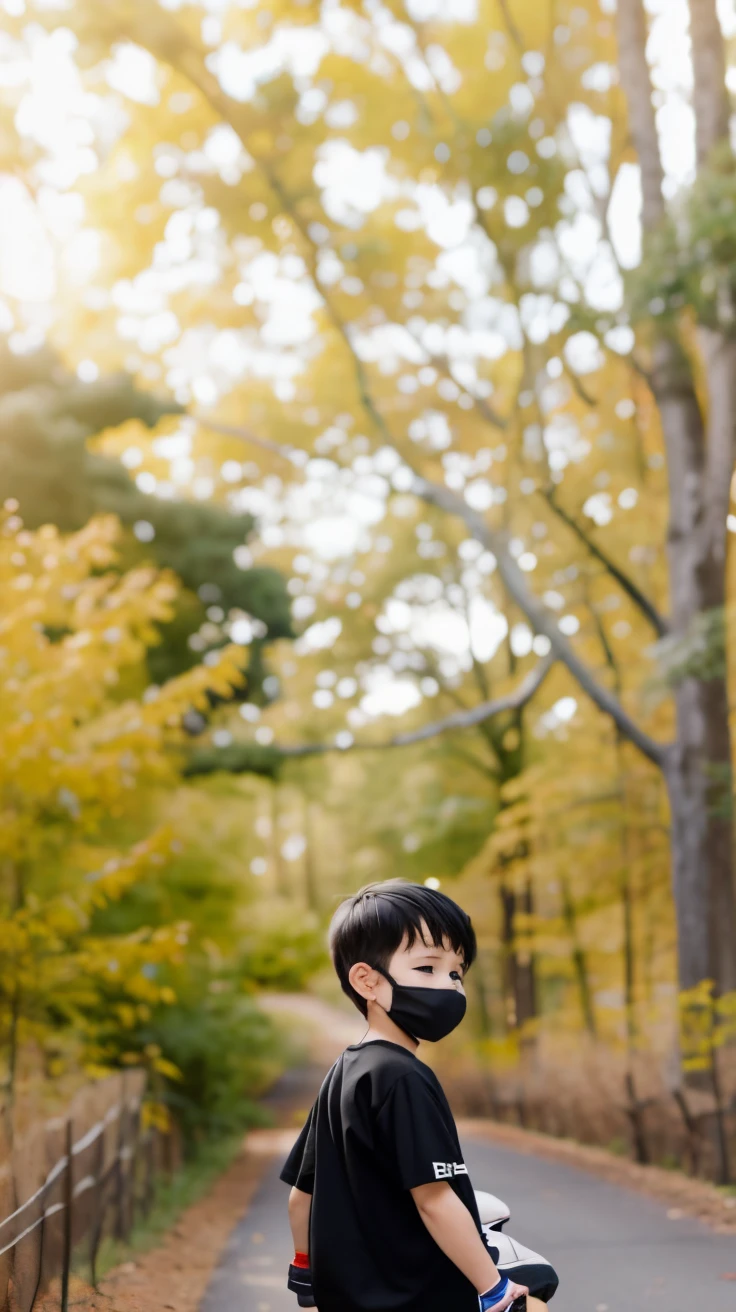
279, 1103, 316, 1194
376, 1071, 466, 1191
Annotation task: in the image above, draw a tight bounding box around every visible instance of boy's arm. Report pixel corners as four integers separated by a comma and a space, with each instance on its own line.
287, 1187, 316, 1308
288, 1186, 312, 1255
411, 1182, 527, 1311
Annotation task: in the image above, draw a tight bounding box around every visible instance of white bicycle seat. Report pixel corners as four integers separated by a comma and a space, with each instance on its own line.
488, 1230, 558, 1304
474, 1189, 511, 1231
474, 1191, 559, 1303
490, 1231, 549, 1270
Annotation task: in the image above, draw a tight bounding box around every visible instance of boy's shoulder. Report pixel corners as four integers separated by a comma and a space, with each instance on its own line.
337, 1039, 442, 1101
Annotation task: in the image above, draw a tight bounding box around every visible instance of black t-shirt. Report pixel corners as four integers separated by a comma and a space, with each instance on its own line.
279, 1039, 482, 1312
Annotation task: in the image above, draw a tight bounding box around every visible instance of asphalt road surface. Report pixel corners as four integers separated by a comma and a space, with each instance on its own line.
199, 1103, 735, 1312
200, 1006, 736, 1312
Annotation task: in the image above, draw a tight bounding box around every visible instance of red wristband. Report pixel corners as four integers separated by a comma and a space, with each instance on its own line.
293, 1251, 310, 1269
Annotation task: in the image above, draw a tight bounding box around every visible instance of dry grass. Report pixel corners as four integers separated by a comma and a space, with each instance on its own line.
437, 1037, 736, 1184
458, 1119, 736, 1235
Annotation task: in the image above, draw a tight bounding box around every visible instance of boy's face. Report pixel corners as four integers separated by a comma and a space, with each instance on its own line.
385, 919, 467, 995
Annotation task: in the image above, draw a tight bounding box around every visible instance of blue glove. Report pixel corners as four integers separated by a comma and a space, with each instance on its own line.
287, 1259, 316, 1308
479, 1276, 513, 1310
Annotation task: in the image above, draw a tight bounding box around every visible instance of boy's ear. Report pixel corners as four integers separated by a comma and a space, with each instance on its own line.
348, 961, 381, 1002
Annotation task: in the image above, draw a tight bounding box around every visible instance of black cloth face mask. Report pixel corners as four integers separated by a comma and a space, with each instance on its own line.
372, 963, 467, 1042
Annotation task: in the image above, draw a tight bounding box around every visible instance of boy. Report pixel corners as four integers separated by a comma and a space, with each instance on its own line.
280, 879, 529, 1312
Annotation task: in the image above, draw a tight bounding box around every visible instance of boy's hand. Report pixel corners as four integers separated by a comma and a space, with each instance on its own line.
478, 1276, 529, 1311
287, 1259, 317, 1308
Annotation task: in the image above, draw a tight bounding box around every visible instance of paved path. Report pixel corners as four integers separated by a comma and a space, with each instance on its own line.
461, 1127, 736, 1311
200, 1001, 736, 1312
199, 1100, 736, 1312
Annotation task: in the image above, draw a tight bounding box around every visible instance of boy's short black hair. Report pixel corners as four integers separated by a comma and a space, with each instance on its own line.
328, 879, 477, 1017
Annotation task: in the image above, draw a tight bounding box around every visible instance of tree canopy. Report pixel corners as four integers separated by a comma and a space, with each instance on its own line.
0, 339, 293, 692
1, 0, 736, 1164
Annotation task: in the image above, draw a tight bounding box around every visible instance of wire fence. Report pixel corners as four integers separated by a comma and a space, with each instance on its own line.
0, 1071, 182, 1312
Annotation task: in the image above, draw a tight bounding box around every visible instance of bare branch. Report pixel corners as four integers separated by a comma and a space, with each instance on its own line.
404, 10, 463, 131
425, 351, 508, 430
627, 352, 655, 390
445, 741, 501, 782
580, 572, 624, 708
193, 415, 295, 464
468, 644, 491, 704
497, 0, 525, 53
563, 363, 597, 408
414, 476, 669, 767
185, 661, 554, 777
422, 628, 500, 757
540, 486, 670, 637
278, 656, 554, 757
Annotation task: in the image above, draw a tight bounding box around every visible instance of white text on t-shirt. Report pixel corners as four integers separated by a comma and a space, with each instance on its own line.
431, 1160, 468, 1179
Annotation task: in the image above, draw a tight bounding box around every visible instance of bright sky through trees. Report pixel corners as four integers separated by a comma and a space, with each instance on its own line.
3, 0, 731, 721
4, 0, 735, 304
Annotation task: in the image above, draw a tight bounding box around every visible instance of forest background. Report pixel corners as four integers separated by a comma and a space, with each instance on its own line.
1, 0, 736, 1183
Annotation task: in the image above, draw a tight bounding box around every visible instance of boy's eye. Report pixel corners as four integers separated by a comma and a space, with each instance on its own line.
414, 966, 463, 980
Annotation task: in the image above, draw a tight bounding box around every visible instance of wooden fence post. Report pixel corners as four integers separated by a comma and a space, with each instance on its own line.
89, 1125, 106, 1288
624, 1071, 650, 1165
142, 1129, 155, 1219
114, 1085, 127, 1242
60, 1119, 72, 1312
28, 1185, 47, 1312
673, 1087, 701, 1175
710, 1049, 732, 1186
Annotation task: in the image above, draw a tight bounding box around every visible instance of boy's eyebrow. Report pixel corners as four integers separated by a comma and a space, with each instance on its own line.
414, 946, 464, 962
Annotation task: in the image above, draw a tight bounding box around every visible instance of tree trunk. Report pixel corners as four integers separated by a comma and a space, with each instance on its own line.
560, 878, 597, 1036
656, 335, 736, 990
616, 0, 736, 995
615, 0, 665, 227
685, 0, 736, 990
472, 952, 495, 1038
500, 882, 537, 1032
688, 0, 730, 167
663, 729, 736, 990
516, 881, 537, 1028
